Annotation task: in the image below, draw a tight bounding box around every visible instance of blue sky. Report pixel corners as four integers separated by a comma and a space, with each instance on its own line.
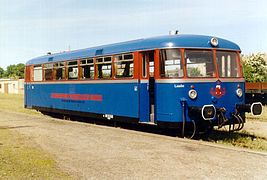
0, 0, 267, 69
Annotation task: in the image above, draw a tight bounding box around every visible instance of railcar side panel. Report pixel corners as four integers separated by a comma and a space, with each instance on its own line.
25, 82, 139, 118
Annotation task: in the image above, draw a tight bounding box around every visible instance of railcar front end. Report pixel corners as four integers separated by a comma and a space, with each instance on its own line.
155, 47, 262, 136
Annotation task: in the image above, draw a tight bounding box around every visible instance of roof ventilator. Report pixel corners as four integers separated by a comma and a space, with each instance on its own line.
169, 30, 179, 35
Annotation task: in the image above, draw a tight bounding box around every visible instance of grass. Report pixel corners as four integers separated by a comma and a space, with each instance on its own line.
201, 105, 267, 151
0, 127, 71, 179
246, 105, 267, 122
0, 93, 71, 179
0, 93, 40, 115
202, 129, 267, 152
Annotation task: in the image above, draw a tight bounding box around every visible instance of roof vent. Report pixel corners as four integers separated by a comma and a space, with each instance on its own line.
169, 30, 179, 35
95, 49, 103, 56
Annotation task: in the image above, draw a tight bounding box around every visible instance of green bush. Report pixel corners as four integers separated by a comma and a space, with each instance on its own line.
241, 53, 267, 82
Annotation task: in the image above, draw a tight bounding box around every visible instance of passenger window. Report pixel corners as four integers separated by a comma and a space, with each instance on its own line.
80, 58, 94, 79
67, 61, 78, 80
33, 65, 43, 81
149, 61, 154, 77
44, 63, 53, 81
96, 56, 112, 79
114, 53, 134, 78
53, 62, 65, 80
142, 54, 147, 78
160, 49, 183, 78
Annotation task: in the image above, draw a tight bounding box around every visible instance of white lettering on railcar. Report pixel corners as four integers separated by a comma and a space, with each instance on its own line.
174, 84, 184, 88
103, 114, 114, 120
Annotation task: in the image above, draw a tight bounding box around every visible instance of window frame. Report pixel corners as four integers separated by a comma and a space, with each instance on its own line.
53, 62, 66, 80
142, 53, 147, 78
80, 58, 95, 80
33, 64, 43, 82
184, 49, 216, 78
215, 50, 242, 78
43, 63, 54, 81
95, 56, 113, 79
114, 53, 134, 79
66, 60, 79, 80
159, 48, 184, 79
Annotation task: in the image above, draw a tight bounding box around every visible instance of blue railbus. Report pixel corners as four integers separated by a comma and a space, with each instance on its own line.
24, 34, 262, 137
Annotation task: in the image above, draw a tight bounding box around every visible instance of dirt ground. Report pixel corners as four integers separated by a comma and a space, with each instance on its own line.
243, 120, 267, 138
0, 110, 266, 179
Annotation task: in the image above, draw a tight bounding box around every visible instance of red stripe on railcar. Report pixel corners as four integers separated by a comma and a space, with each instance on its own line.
51, 93, 102, 101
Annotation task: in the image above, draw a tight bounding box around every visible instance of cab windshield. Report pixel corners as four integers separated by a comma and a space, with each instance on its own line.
159, 49, 242, 78
216, 51, 241, 77
185, 50, 215, 78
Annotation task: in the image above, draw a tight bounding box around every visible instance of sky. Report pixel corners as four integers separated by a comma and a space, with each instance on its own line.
0, 0, 267, 69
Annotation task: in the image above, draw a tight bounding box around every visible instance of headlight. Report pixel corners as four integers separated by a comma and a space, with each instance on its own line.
188, 89, 197, 99
210, 37, 219, 47
202, 104, 216, 120
236, 88, 243, 98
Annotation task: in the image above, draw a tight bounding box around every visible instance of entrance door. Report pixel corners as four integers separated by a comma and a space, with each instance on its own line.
4, 83, 8, 94
139, 51, 155, 123
25, 83, 32, 108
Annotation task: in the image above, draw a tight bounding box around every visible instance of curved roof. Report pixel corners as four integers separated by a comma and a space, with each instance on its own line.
26, 34, 241, 65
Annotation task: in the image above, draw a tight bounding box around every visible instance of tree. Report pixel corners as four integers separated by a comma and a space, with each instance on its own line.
241, 53, 267, 82
0, 67, 4, 78
4, 63, 25, 79
5, 64, 16, 78
15, 63, 25, 78
188, 67, 202, 77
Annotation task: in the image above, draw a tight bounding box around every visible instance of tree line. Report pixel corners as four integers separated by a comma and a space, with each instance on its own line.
0, 54, 266, 82
0, 63, 25, 79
